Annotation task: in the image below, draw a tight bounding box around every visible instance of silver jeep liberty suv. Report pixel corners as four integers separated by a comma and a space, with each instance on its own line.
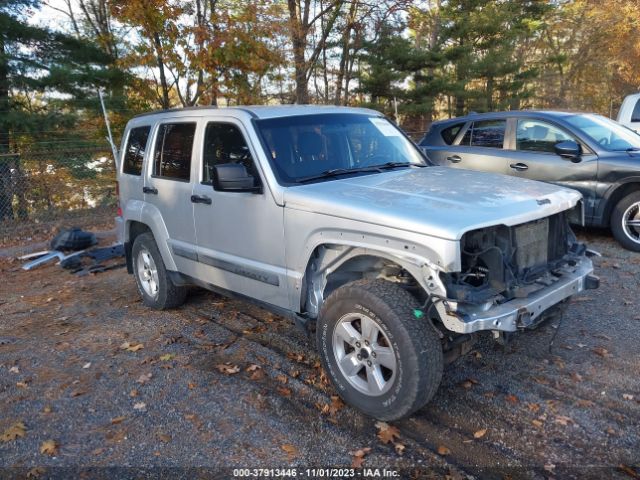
117, 106, 598, 420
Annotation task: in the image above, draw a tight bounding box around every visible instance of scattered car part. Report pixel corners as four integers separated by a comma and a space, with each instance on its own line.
21, 250, 86, 271
17, 250, 51, 261
50, 228, 97, 251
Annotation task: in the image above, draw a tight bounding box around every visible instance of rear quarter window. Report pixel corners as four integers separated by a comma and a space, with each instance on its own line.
122, 126, 151, 175
440, 123, 465, 145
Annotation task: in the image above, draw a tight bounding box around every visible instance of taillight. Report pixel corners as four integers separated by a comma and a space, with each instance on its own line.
116, 181, 122, 217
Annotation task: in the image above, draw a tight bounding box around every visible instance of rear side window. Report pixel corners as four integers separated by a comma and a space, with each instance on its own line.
122, 126, 150, 175
441, 123, 465, 145
632, 100, 640, 122
153, 123, 196, 181
202, 123, 258, 183
460, 120, 506, 148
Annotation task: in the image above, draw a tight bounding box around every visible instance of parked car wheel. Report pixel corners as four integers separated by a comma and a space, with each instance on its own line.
317, 279, 443, 421
132, 232, 188, 309
611, 191, 640, 252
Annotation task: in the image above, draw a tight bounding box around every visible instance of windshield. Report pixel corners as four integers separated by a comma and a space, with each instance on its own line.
255, 113, 426, 184
565, 114, 640, 151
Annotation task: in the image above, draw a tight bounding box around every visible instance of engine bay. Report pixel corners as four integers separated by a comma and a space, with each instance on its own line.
442, 212, 587, 305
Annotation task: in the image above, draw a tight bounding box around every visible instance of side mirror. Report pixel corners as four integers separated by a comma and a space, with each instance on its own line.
212, 163, 261, 193
554, 141, 582, 163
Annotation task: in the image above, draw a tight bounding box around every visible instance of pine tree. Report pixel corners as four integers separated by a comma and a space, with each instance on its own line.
0, 0, 123, 221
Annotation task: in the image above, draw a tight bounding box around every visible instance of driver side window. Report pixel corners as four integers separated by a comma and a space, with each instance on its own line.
516, 119, 576, 153
202, 123, 259, 184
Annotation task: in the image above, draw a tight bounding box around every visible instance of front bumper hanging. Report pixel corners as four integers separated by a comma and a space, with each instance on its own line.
436, 257, 598, 334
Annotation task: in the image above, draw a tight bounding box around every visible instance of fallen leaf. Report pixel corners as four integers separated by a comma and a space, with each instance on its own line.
42, 406, 52, 414
110, 416, 126, 425
351, 447, 371, 468
40, 439, 58, 456
137, 373, 153, 384
159, 354, 175, 361
9, 366, 19, 374
437, 445, 451, 456
375, 421, 400, 444
571, 372, 583, 382
276, 374, 288, 384
26, 467, 45, 478
394, 442, 405, 455
577, 343, 587, 348
133, 402, 147, 411
215, 363, 240, 375
623, 394, 634, 401
329, 396, 344, 415
130, 389, 138, 397
82, 362, 91, 369
531, 419, 543, 428
276, 386, 292, 397
188, 382, 197, 389
281, 444, 298, 459
70, 389, 86, 397
526, 403, 540, 413
606, 427, 617, 435
1, 422, 26, 442
505, 394, 519, 404
554, 415, 573, 426
120, 341, 144, 352
592, 347, 609, 358
473, 429, 487, 439
157, 433, 171, 443
16, 381, 28, 388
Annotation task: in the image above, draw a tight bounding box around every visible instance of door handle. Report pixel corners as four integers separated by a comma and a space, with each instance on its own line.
191, 194, 212, 205
446, 155, 462, 163
510, 163, 529, 172
143, 186, 158, 194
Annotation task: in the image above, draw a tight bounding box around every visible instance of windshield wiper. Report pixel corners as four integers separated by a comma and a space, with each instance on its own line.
377, 161, 426, 169
295, 166, 384, 183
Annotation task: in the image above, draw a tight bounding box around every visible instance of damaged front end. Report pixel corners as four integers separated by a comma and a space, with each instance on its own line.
437, 211, 599, 334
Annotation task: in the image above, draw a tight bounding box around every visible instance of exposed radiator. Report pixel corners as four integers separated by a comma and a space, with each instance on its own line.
514, 218, 549, 271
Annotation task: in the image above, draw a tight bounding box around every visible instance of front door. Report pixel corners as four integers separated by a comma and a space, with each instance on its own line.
190, 119, 288, 309
505, 117, 598, 218
143, 121, 198, 276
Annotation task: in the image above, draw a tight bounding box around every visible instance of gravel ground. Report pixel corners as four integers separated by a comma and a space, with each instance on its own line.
0, 229, 638, 479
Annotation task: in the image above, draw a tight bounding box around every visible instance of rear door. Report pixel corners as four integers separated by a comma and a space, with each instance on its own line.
427, 118, 513, 175
504, 117, 598, 216
143, 120, 199, 276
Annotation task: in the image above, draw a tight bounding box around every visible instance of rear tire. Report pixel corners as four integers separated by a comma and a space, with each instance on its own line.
316, 279, 443, 421
611, 191, 640, 252
132, 232, 188, 309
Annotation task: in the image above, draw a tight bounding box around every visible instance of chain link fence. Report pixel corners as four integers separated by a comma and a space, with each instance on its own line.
0, 144, 118, 247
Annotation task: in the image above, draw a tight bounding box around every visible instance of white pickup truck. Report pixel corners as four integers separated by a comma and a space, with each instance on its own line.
617, 93, 640, 132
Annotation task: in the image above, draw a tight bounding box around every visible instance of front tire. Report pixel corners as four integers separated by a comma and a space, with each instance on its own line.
316, 279, 443, 421
611, 192, 640, 252
132, 232, 188, 309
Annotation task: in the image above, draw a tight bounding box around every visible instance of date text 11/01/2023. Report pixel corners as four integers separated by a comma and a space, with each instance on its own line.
232, 468, 400, 478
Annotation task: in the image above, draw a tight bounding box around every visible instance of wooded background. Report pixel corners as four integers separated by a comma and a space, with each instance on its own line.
1, 0, 639, 224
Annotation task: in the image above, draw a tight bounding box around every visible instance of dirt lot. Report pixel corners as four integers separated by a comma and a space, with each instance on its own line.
0, 229, 639, 479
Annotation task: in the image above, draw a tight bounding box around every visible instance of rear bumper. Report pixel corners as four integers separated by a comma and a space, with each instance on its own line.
438, 256, 596, 334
